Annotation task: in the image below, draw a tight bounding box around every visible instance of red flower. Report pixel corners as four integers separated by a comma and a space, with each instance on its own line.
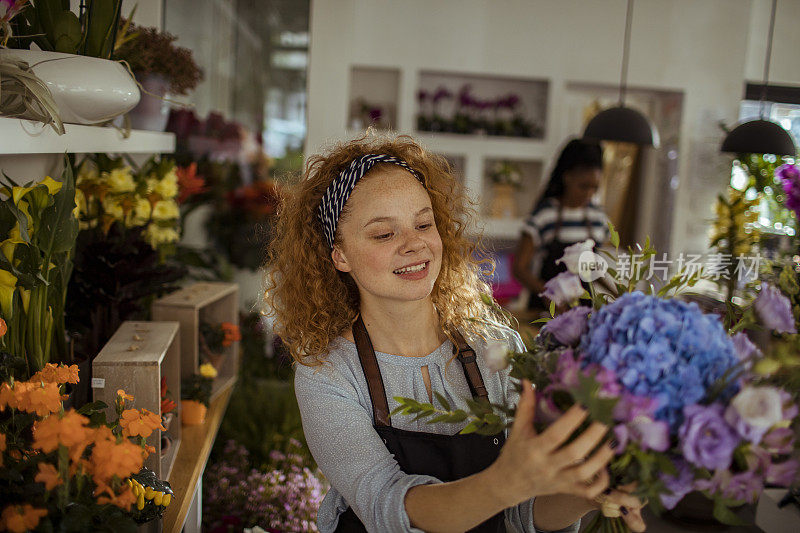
176, 163, 207, 204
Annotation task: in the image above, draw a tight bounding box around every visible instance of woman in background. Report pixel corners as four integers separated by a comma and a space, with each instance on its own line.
513, 138, 610, 311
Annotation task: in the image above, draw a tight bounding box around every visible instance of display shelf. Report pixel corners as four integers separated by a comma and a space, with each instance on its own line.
91, 321, 182, 480
348, 66, 400, 130
414, 132, 549, 160
482, 158, 543, 220
151, 282, 239, 401
0, 117, 176, 154
162, 378, 235, 533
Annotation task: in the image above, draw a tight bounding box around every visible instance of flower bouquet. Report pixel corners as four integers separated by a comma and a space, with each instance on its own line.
395, 229, 800, 532
200, 321, 241, 370
160, 376, 176, 433
181, 363, 217, 426
0, 357, 170, 532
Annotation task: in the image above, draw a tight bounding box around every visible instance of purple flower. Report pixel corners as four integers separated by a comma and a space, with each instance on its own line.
754, 283, 797, 334
777, 163, 800, 216
679, 403, 740, 470
583, 363, 622, 397
720, 470, 764, 504
417, 89, 428, 102
766, 459, 800, 486
543, 306, 591, 346
629, 416, 670, 452
612, 424, 629, 453
432, 86, 452, 103
731, 332, 760, 368
659, 459, 694, 510
762, 427, 795, 455
780, 389, 799, 421
553, 349, 580, 388
613, 392, 660, 422
541, 272, 585, 307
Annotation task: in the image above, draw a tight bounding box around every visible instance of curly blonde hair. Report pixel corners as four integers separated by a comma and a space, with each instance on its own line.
263, 132, 509, 366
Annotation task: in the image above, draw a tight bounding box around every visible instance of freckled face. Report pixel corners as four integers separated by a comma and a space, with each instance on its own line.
331, 166, 443, 307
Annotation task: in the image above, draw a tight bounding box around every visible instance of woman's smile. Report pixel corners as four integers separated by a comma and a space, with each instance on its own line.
393, 260, 430, 280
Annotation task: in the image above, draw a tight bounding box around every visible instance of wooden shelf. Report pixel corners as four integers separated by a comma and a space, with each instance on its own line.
162, 377, 236, 533
0, 117, 175, 154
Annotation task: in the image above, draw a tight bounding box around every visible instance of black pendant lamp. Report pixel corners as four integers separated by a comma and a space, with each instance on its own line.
584, 0, 659, 147
721, 0, 796, 156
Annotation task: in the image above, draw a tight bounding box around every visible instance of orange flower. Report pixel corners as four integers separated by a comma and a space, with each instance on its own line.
0, 504, 48, 533
144, 444, 156, 456
117, 389, 134, 402
120, 408, 165, 439
0, 381, 32, 411
20, 381, 62, 416
90, 438, 144, 485
95, 482, 137, 509
32, 410, 90, 453
177, 163, 207, 204
35, 462, 62, 491
0, 318, 6, 337
221, 322, 241, 347
57, 365, 79, 385
29, 363, 79, 385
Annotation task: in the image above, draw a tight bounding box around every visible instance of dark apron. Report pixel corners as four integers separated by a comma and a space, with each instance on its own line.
528, 205, 596, 310
335, 316, 506, 533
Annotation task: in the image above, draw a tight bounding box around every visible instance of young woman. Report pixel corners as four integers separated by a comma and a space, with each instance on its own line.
265, 134, 645, 532
513, 139, 610, 311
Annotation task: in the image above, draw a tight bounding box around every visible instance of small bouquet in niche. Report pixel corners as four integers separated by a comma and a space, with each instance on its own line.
181, 363, 217, 426
199, 321, 241, 370
159, 376, 177, 432
395, 228, 800, 532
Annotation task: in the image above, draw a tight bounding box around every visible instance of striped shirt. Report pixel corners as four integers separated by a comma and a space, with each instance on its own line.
521, 197, 610, 247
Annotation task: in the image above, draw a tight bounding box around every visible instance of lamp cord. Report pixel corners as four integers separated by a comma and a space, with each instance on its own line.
619, 0, 634, 106
760, 0, 778, 118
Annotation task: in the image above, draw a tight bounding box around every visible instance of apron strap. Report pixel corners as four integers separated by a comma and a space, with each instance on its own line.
451, 331, 489, 402
353, 315, 392, 428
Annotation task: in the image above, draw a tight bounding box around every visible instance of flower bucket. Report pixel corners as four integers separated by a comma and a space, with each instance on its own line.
127, 73, 171, 131
181, 400, 207, 426
489, 183, 517, 219
0, 49, 140, 125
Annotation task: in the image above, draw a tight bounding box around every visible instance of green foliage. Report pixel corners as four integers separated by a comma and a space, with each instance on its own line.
9, 0, 124, 59
181, 373, 213, 407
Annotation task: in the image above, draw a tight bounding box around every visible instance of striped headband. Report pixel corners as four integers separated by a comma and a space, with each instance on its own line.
316, 154, 424, 248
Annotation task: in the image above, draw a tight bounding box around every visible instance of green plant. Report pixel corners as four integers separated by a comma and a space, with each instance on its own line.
8, 0, 125, 59
0, 159, 78, 377
181, 363, 216, 407
115, 21, 203, 96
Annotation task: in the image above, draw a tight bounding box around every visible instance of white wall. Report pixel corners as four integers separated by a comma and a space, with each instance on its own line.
305, 0, 800, 256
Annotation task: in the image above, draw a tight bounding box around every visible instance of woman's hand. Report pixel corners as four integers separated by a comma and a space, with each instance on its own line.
593, 482, 647, 532
488, 379, 614, 508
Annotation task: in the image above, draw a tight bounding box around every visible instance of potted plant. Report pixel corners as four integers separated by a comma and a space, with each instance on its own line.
487, 160, 522, 219
160, 376, 176, 431
0, 162, 79, 378
1, 1, 141, 125
115, 21, 203, 131
0, 360, 171, 530
181, 363, 216, 426
199, 321, 240, 370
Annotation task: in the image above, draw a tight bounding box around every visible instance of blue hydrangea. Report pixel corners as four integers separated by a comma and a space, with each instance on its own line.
579, 292, 739, 429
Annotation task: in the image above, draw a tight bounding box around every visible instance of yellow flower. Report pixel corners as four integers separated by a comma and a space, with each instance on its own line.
151, 200, 179, 221
74, 188, 86, 219
199, 363, 218, 379
154, 171, 178, 199
10, 185, 36, 206
0, 269, 17, 319
39, 176, 62, 195
101, 195, 125, 222
1, 226, 25, 263
144, 224, 179, 248
131, 198, 152, 226
76, 161, 100, 184
104, 167, 136, 194
20, 288, 30, 314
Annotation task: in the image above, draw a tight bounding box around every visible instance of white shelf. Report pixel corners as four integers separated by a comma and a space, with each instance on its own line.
476, 217, 524, 241
414, 132, 549, 160
0, 117, 175, 155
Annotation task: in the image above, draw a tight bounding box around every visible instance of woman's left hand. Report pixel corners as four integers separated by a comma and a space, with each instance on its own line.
593, 482, 647, 532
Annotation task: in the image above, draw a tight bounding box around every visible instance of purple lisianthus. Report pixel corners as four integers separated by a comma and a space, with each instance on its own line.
679, 403, 740, 470
731, 332, 760, 369
780, 390, 799, 421
719, 470, 764, 504
766, 459, 800, 486
777, 163, 800, 216
541, 271, 585, 307
754, 283, 797, 334
543, 306, 591, 346
762, 427, 795, 455
613, 392, 660, 422
583, 363, 622, 397
659, 459, 694, 510
553, 349, 580, 388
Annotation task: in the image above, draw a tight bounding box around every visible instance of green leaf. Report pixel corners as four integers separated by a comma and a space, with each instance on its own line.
712, 498, 746, 526
77, 400, 108, 415
83, 0, 123, 58
51, 10, 82, 53
433, 391, 451, 411
460, 421, 480, 434
608, 221, 620, 249
38, 159, 78, 255
549, 300, 556, 317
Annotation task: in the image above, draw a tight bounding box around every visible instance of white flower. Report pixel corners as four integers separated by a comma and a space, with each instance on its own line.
484, 339, 509, 372
732, 386, 784, 429
556, 239, 595, 274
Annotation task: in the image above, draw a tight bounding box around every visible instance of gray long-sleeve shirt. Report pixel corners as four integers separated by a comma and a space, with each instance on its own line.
294, 324, 581, 533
